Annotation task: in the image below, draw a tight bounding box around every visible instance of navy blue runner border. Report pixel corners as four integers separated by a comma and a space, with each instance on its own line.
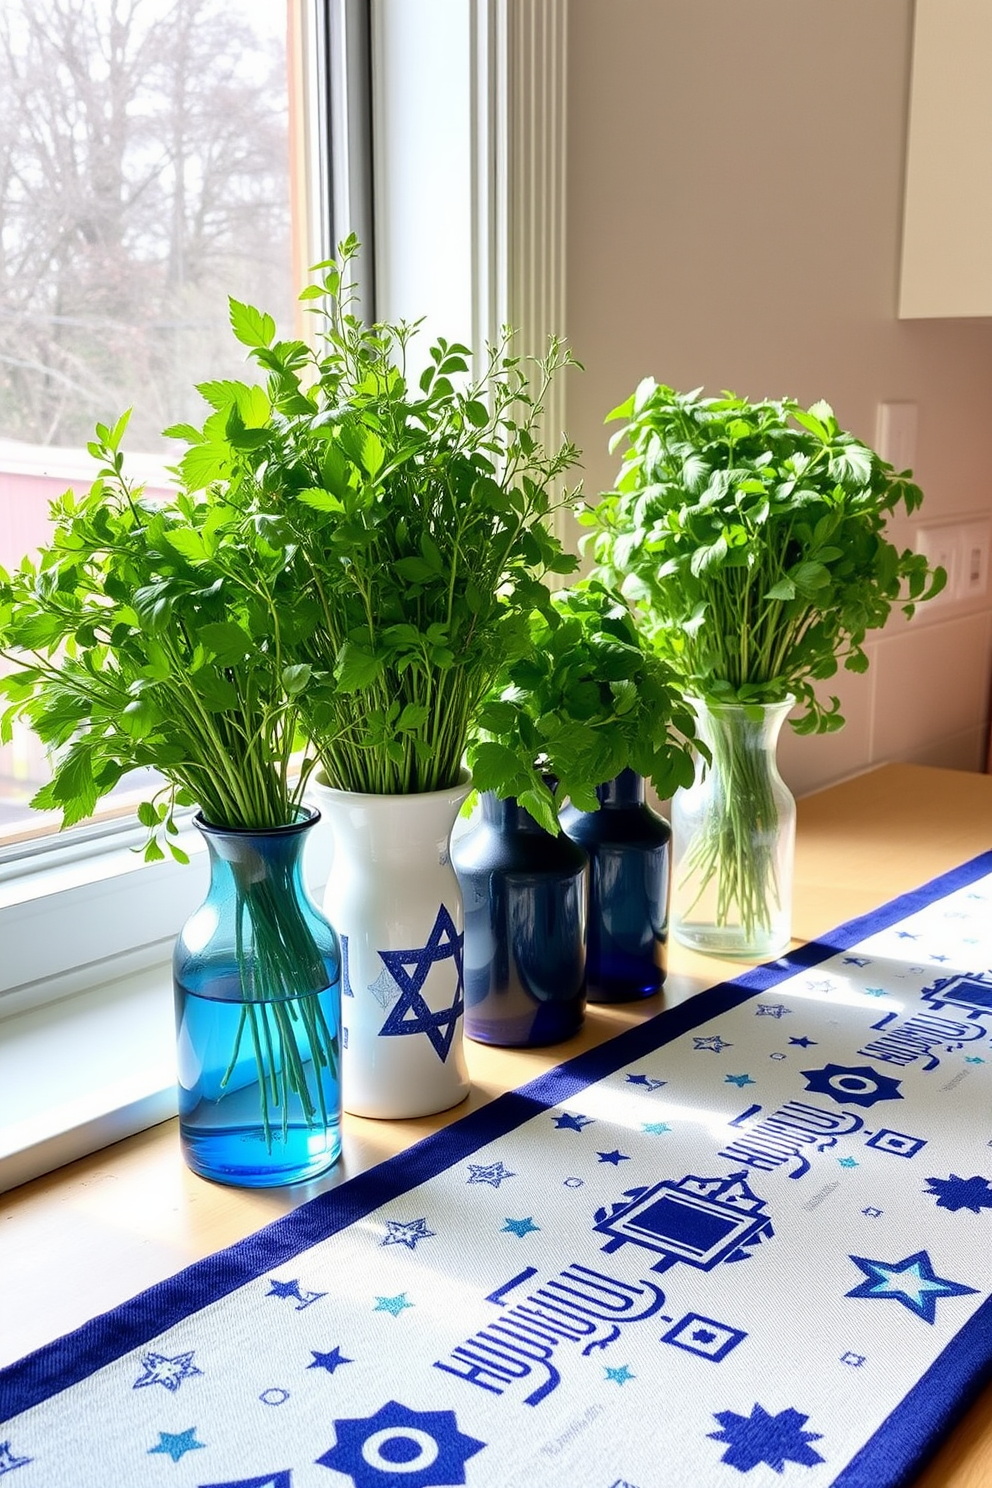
4, 846, 992, 1485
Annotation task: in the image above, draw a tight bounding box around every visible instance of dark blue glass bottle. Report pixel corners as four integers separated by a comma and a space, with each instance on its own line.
559, 769, 671, 1002
452, 791, 588, 1046
173, 809, 342, 1187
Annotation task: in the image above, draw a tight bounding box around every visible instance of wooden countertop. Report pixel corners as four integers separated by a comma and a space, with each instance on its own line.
3, 761, 992, 1483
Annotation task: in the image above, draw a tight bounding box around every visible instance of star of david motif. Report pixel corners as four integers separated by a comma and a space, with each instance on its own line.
377, 905, 464, 1063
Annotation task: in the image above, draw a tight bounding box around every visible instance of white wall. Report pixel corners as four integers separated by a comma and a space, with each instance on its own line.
564, 0, 992, 796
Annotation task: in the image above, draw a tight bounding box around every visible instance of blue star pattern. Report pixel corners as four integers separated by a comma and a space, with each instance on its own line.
147, 1428, 205, 1463
694, 1035, 732, 1053
756, 1004, 790, 1019
801, 1062, 903, 1108
316, 1399, 485, 1488
708, 1404, 824, 1473
843, 957, 871, 967
381, 1218, 436, 1250
132, 1349, 203, 1393
626, 1074, 666, 1090
642, 1122, 672, 1135
0, 1444, 31, 1477
378, 905, 465, 1062
924, 1174, 992, 1213
374, 1293, 414, 1317
725, 1073, 755, 1088
847, 1250, 979, 1322
789, 1037, 817, 1047
266, 1278, 326, 1309
605, 1365, 635, 1385
466, 1161, 516, 1187
838, 1157, 859, 1169
502, 1217, 540, 1237
310, 1347, 353, 1374
553, 1112, 594, 1131
597, 1150, 631, 1165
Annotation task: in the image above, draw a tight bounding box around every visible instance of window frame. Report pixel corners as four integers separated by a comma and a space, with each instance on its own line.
0, 0, 568, 1193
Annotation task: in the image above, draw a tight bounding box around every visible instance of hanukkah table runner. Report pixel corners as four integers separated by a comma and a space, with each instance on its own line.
4, 854, 992, 1488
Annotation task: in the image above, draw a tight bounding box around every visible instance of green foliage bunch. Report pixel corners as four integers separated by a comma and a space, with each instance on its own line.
0, 414, 314, 851
0, 416, 336, 1149
466, 578, 697, 834
583, 382, 946, 731
166, 236, 581, 795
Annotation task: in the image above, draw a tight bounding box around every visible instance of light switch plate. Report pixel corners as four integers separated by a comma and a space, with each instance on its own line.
876, 402, 918, 473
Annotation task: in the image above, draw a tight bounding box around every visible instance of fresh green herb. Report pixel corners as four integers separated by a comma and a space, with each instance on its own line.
582, 383, 946, 947
165, 236, 582, 795
466, 578, 697, 835
583, 382, 945, 731
0, 414, 336, 1148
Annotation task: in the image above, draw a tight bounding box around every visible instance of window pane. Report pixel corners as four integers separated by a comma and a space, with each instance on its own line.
0, 0, 295, 843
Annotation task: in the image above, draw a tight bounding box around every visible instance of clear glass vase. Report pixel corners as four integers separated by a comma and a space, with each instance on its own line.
173, 809, 342, 1187
672, 698, 796, 959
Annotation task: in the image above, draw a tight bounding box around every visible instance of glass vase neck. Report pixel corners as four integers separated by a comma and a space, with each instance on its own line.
481, 791, 549, 834
596, 769, 645, 809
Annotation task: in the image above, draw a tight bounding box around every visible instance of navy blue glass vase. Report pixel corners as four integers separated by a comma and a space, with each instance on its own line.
452, 792, 588, 1046
559, 769, 671, 1002
173, 809, 342, 1188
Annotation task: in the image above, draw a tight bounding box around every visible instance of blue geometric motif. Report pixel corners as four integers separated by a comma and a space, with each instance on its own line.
0, 1444, 31, 1478
378, 906, 464, 1062
317, 1399, 485, 1487
466, 1161, 516, 1187
662, 1313, 747, 1362
846, 1250, 979, 1322
132, 1350, 202, 1392
594, 1171, 773, 1274
198, 1476, 292, 1488
866, 1129, 927, 1159
924, 1174, 992, 1213
800, 1063, 903, 1108
266, 1278, 325, 1309
310, 1347, 353, 1374
708, 1404, 824, 1472
147, 1428, 205, 1462
922, 971, 992, 1019
381, 1218, 436, 1250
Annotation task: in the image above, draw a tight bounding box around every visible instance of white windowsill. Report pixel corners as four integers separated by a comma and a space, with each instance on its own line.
0, 801, 336, 1197
0, 960, 178, 1195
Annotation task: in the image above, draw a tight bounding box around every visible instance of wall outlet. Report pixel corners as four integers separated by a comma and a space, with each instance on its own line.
960, 521, 991, 599
914, 524, 959, 606
914, 519, 991, 606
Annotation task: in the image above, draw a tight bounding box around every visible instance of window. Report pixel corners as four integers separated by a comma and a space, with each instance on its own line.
0, 0, 338, 1188
0, 0, 297, 841
0, 0, 567, 1191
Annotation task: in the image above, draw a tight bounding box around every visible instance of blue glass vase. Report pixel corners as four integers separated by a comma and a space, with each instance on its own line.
173, 809, 342, 1187
452, 791, 588, 1046
559, 769, 671, 1002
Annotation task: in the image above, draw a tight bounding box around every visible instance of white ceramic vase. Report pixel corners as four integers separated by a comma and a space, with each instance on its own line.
310, 771, 472, 1119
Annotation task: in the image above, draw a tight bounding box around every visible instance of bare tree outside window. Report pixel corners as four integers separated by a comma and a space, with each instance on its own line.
0, 0, 294, 835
